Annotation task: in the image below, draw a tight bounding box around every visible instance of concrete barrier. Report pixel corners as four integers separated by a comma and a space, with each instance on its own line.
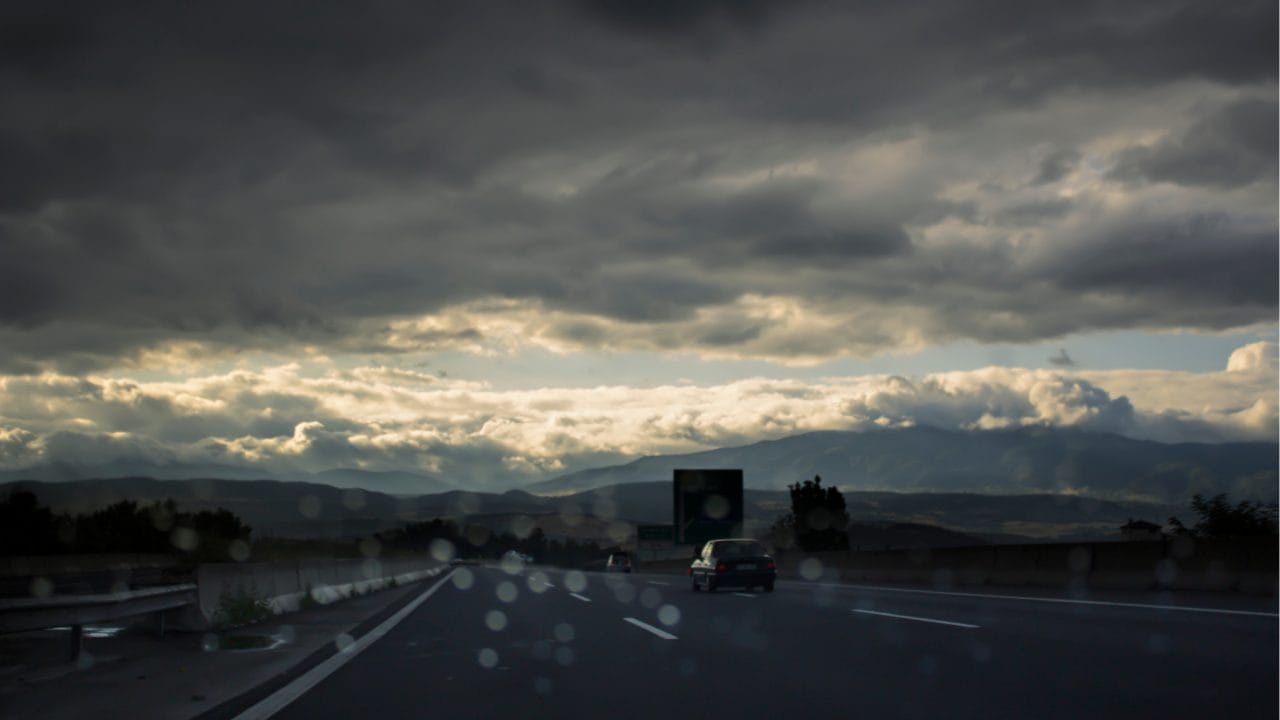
642, 538, 1277, 595
194, 557, 443, 629
799, 538, 1277, 594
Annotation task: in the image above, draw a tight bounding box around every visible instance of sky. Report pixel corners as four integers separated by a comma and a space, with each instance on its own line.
0, 1, 1276, 488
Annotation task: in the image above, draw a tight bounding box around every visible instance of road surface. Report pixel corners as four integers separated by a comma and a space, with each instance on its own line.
247, 565, 1278, 719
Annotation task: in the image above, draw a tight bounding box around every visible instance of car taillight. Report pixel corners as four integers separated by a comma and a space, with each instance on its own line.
715, 562, 727, 573
687, 567, 693, 576
766, 560, 776, 570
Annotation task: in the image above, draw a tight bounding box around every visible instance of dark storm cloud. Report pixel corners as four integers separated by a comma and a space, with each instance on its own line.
1032, 150, 1081, 186
0, 0, 1275, 369
1109, 98, 1279, 188
994, 198, 1076, 225
573, 0, 781, 35
1051, 215, 1278, 307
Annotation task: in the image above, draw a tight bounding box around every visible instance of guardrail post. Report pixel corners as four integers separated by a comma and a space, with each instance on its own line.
69, 624, 83, 662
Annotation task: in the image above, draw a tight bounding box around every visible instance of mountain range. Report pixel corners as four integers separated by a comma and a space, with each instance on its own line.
2, 476, 1182, 544
0, 462, 454, 496
526, 427, 1278, 504
1, 427, 1273, 544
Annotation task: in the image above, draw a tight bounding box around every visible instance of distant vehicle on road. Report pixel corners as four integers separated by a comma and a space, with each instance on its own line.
605, 551, 634, 573
502, 550, 534, 564
689, 539, 776, 592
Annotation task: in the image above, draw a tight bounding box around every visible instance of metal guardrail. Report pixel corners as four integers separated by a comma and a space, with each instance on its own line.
0, 583, 197, 660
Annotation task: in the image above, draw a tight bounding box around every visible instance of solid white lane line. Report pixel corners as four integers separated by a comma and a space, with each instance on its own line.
852, 609, 979, 629
646, 580, 671, 586
233, 569, 457, 720
570, 593, 592, 602
820, 583, 1280, 618
623, 617, 678, 640
733, 592, 756, 598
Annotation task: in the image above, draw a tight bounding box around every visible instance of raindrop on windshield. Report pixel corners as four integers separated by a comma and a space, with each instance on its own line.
28, 577, 53, 599
485, 610, 508, 631
297, 494, 321, 519
563, 570, 588, 593
499, 554, 525, 575
639, 587, 662, 609
531, 640, 553, 661
359, 537, 382, 559
606, 521, 630, 544
510, 515, 536, 539
429, 538, 456, 563
527, 571, 552, 593
658, 604, 681, 627
170, 527, 199, 552
335, 633, 355, 653
611, 581, 636, 603
554, 646, 575, 667
798, 557, 824, 581
341, 488, 366, 511
228, 539, 251, 562
451, 567, 475, 590
496, 581, 519, 603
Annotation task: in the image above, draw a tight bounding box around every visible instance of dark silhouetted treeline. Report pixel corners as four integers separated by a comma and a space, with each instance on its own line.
1169, 493, 1279, 538
768, 475, 851, 552
1, 490, 250, 562
377, 517, 617, 567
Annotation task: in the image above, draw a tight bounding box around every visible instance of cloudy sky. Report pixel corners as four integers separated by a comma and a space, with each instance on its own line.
0, 1, 1276, 488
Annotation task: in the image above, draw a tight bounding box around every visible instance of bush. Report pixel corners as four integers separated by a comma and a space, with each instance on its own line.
215, 588, 274, 628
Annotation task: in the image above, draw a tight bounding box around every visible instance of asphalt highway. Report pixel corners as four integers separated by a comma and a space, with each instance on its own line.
250, 565, 1278, 720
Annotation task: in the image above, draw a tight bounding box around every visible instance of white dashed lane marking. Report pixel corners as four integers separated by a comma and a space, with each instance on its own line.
852, 609, 979, 629
623, 617, 678, 640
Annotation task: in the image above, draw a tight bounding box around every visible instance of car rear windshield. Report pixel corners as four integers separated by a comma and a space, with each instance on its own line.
715, 542, 765, 557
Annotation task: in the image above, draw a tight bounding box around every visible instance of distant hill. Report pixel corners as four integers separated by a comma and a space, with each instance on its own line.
303, 468, 455, 495
0, 476, 1181, 544
846, 522, 988, 549
525, 427, 1278, 504
0, 463, 454, 496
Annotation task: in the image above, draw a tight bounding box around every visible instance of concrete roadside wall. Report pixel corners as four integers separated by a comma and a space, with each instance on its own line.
639, 538, 1278, 595
194, 557, 442, 628
792, 537, 1277, 594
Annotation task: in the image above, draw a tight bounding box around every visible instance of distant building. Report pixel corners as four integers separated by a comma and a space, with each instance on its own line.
1120, 518, 1163, 541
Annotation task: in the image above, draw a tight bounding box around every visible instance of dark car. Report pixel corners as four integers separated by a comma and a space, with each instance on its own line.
689, 539, 776, 592
605, 551, 634, 573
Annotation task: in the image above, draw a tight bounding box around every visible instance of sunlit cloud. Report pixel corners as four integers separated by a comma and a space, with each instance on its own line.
0, 343, 1273, 486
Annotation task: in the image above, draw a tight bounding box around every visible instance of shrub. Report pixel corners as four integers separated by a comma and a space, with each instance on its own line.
214, 588, 273, 628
